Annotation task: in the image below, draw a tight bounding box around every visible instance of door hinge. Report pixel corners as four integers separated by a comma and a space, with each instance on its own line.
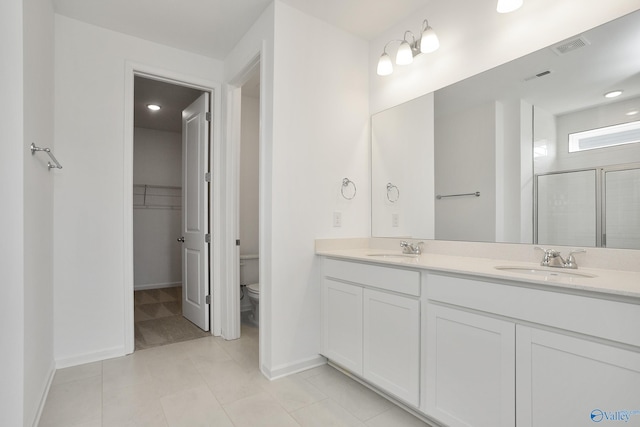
205, 172, 211, 182
206, 295, 211, 304
205, 112, 211, 122
236, 239, 240, 246
205, 234, 211, 243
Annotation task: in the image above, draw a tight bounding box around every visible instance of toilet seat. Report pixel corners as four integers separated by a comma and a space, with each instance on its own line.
247, 283, 259, 296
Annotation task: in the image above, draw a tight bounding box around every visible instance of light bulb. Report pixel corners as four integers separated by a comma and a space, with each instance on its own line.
420, 26, 439, 53
497, 0, 523, 13
147, 104, 161, 111
604, 90, 623, 98
396, 41, 414, 65
377, 52, 393, 76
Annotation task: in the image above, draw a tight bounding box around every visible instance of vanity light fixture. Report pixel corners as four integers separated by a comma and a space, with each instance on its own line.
604, 90, 623, 98
376, 19, 439, 76
147, 104, 161, 111
496, 0, 523, 13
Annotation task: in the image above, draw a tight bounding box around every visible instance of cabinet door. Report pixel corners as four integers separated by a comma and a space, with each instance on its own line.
321, 278, 363, 375
516, 325, 640, 427
363, 288, 420, 407
426, 303, 515, 427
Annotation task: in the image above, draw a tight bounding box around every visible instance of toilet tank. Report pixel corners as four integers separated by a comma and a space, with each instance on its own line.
240, 254, 259, 286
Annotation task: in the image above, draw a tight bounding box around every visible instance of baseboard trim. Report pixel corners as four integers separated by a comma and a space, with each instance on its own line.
55, 345, 125, 369
264, 355, 328, 380
29, 359, 56, 427
134, 282, 181, 291
328, 361, 443, 427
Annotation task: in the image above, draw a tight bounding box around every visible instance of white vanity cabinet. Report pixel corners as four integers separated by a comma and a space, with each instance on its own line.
425, 303, 515, 427
321, 258, 421, 407
363, 288, 420, 405
425, 272, 640, 427
516, 325, 640, 427
321, 278, 364, 375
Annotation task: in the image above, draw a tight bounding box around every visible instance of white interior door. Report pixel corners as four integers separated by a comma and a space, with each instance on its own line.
180, 92, 210, 331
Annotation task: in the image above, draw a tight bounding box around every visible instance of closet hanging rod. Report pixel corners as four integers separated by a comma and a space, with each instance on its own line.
30, 143, 62, 170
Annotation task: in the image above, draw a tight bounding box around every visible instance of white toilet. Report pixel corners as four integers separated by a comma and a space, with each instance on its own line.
246, 283, 260, 326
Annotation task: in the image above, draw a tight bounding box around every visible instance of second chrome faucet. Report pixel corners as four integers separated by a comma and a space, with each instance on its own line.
534, 247, 586, 269
401, 241, 424, 255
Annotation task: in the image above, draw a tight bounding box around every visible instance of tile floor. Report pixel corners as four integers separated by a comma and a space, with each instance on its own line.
39, 323, 432, 427
134, 286, 210, 350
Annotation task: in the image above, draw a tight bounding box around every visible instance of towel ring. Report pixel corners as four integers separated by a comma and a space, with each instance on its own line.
341, 178, 357, 200
387, 183, 400, 203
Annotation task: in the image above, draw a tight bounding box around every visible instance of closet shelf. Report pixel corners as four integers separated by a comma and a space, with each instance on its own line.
133, 184, 182, 210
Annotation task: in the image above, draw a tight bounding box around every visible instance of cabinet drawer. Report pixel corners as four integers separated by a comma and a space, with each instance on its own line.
427, 273, 640, 348
324, 258, 420, 296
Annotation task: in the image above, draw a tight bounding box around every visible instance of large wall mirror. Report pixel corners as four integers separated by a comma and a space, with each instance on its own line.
372, 9, 640, 249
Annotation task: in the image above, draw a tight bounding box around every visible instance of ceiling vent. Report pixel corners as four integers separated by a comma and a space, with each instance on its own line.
551, 36, 590, 55
524, 70, 552, 82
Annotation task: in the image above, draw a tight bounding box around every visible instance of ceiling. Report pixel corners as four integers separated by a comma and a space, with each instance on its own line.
134, 77, 203, 133
55, 0, 433, 133
134, 71, 260, 133
52, 0, 433, 59
435, 9, 640, 118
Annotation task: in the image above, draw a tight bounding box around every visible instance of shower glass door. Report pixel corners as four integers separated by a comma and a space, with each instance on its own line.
604, 166, 640, 249
535, 170, 598, 247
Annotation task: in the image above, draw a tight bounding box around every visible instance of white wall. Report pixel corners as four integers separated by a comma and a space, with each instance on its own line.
371, 93, 434, 238
533, 106, 558, 175
133, 128, 182, 186
223, 1, 275, 369
53, 15, 222, 366
497, 99, 531, 243
520, 101, 534, 243
1, 0, 55, 424
266, 1, 371, 376
133, 127, 182, 289
23, 0, 56, 423
435, 101, 496, 242
370, 0, 640, 114
224, 0, 371, 378
0, 1, 25, 425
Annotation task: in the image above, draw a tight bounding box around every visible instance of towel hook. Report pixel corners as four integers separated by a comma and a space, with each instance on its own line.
341, 178, 357, 200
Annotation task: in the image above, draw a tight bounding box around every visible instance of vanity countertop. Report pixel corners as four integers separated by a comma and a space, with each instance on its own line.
316, 246, 640, 300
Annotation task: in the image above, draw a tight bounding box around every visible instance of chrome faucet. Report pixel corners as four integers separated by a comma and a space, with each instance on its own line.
534, 247, 586, 269
400, 241, 424, 255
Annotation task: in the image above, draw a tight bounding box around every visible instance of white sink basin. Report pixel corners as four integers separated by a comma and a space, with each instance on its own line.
367, 253, 419, 260
494, 265, 596, 279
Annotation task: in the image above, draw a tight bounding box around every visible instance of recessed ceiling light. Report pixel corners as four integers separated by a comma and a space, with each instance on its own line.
147, 104, 161, 111
604, 90, 623, 98
626, 110, 639, 116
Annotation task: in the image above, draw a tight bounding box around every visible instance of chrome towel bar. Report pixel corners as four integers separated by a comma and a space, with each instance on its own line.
30, 143, 62, 170
436, 191, 480, 200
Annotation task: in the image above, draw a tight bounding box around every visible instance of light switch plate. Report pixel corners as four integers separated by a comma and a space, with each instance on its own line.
392, 213, 399, 227
333, 211, 342, 227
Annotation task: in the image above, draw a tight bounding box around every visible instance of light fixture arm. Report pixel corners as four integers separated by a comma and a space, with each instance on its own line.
403, 31, 416, 46
403, 31, 421, 57
382, 39, 402, 54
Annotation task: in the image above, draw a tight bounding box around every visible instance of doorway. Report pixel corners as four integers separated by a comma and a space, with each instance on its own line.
132, 76, 211, 350
238, 68, 260, 332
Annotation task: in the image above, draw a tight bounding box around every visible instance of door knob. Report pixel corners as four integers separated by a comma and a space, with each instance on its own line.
177, 236, 185, 242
